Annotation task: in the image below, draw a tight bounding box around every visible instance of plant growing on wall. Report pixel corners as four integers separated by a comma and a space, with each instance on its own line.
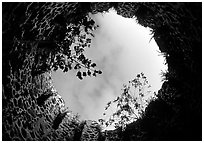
99, 73, 156, 130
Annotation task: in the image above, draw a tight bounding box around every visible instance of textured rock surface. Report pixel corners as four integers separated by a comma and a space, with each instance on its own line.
2, 2, 201, 141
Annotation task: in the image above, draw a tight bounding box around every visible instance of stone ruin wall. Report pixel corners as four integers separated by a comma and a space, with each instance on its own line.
2, 2, 201, 140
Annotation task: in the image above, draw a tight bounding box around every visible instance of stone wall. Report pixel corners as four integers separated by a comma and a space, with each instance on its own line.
2, 2, 202, 141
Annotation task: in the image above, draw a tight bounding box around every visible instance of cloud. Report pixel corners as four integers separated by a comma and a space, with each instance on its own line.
52, 10, 167, 121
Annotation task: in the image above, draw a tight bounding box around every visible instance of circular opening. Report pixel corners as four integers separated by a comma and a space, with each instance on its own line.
52, 9, 167, 127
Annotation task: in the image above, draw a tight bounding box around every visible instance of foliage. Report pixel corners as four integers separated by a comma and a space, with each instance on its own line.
2, 2, 202, 141
2, 3, 103, 141
99, 73, 156, 130
3, 2, 102, 80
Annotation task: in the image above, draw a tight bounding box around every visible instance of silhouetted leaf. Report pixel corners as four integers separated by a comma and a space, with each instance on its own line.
91, 63, 96, 67
76, 71, 83, 80
93, 72, 96, 77
87, 70, 91, 76
98, 70, 102, 74
74, 64, 80, 70
86, 38, 91, 43
82, 72, 87, 77
63, 65, 69, 72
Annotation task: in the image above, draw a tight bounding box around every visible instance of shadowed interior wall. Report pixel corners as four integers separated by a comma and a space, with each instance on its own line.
2, 2, 201, 141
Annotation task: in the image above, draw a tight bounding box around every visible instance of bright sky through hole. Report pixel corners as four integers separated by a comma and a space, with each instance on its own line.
52, 9, 167, 126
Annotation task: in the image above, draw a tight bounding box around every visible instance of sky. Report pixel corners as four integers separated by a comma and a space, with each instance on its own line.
51, 9, 167, 123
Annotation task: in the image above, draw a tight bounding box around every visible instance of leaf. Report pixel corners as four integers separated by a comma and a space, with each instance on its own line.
76, 71, 83, 80
78, 54, 85, 60
82, 72, 86, 77
86, 38, 91, 43
98, 70, 102, 74
53, 64, 58, 71
98, 119, 104, 123
63, 66, 68, 72
91, 63, 96, 67
68, 64, 72, 70
74, 63, 80, 70
59, 64, 64, 70
93, 72, 96, 77
98, 119, 104, 125
87, 70, 91, 76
